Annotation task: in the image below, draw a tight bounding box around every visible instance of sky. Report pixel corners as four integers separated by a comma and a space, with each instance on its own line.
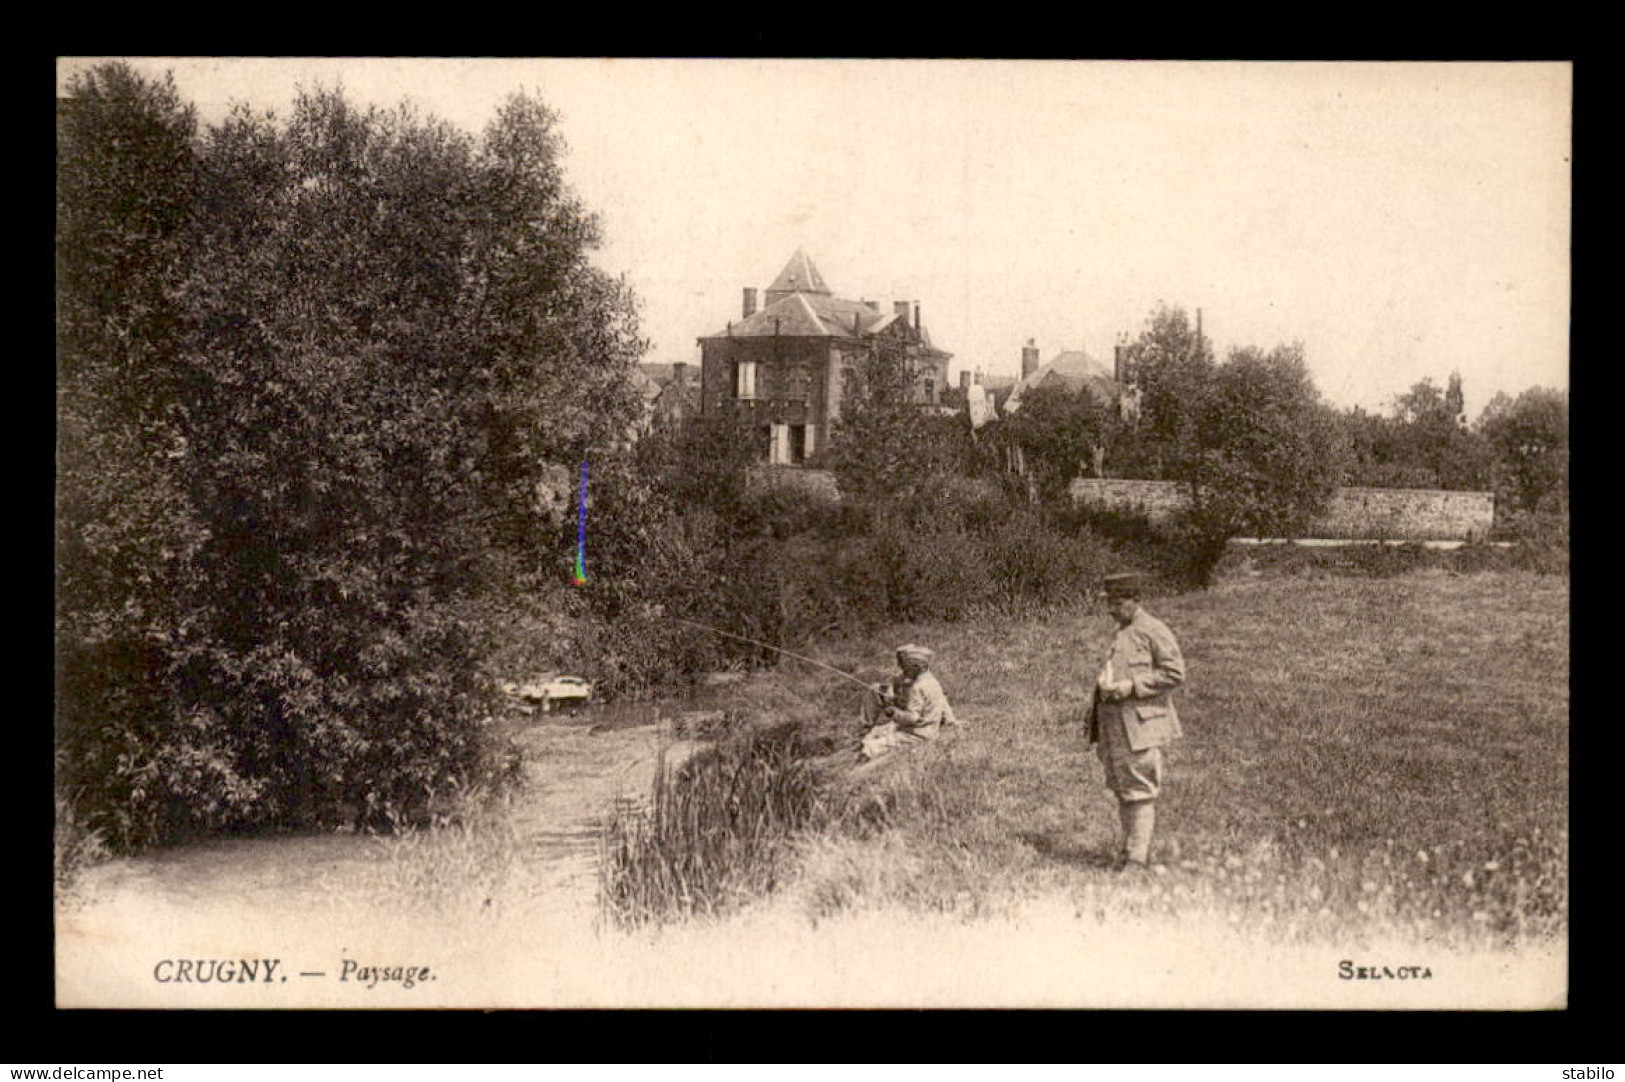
58, 58, 1572, 418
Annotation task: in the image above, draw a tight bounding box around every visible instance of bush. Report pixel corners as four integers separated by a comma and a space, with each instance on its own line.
57, 66, 634, 851
562, 443, 1125, 699
1498, 511, 1570, 575
981, 504, 1112, 610
1069, 505, 1226, 592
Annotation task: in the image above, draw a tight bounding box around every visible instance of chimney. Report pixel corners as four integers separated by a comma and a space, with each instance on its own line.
673, 361, 688, 390
743, 288, 757, 319
894, 301, 911, 327
913, 302, 921, 333
1113, 341, 1124, 383
1021, 338, 1040, 379
959, 370, 972, 392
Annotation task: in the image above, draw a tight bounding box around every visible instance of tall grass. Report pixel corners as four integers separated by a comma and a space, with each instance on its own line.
54, 792, 110, 909
348, 786, 522, 919
599, 724, 843, 927
757, 570, 1568, 950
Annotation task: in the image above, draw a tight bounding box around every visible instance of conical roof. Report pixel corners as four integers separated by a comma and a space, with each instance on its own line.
766, 249, 830, 297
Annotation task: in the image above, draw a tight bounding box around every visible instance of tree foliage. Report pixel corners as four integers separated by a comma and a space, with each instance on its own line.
1187, 343, 1345, 534
1000, 381, 1113, 502
1176, 344, 1345, 583
57, 65, 642, 848
1477, 386, 1568, 515
1120, 303, 1215, 477
57, 64, 206, 847
1339, 372, 1499, 492
828, 340, 968, 504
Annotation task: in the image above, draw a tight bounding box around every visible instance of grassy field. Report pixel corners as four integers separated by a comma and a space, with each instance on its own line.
57, 566, 1566, 1008
666, 568, 1570, 953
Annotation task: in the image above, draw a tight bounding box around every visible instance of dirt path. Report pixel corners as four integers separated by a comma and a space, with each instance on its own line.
63, 717, 702, 933
499, 719, 702, 917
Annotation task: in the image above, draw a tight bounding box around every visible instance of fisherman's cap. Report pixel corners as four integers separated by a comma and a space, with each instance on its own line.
896, 644, 934, 665
1103, 572, 1143, 599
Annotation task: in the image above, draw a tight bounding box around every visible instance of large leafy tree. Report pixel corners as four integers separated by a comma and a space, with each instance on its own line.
1477, 386, 1568, 516
1179, 343, 1346, 583
1120, 303, 1215, 479
1385, 373, 1493, 490
1001, 381, 1113, 502
57, 64, 205, 845
828, 339, 965, 504
57, 66, 644, 846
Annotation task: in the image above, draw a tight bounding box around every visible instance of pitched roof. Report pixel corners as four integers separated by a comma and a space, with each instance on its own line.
702, 290, 897, 341
766, 249, 830, 297
698, 251, 948, 358
1005, 349, 1121, 412
628, 368, 664, 403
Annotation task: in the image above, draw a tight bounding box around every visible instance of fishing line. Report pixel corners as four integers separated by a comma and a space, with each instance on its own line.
668, 616, 875, 691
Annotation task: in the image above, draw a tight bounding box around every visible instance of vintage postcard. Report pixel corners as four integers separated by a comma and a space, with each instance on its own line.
55, 57, 1570, 1009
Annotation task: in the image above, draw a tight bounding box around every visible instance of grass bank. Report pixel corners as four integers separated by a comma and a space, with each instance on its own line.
607, 569, 1567, 952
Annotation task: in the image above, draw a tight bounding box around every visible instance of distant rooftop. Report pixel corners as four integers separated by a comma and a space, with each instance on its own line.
701, 250, 944, 353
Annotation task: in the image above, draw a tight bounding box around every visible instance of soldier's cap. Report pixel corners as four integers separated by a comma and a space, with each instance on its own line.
896, 644, 934, 665
1103, 572, 1143, 599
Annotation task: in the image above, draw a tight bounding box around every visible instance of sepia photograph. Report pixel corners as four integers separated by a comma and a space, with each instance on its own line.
54, 57, 1571, 1010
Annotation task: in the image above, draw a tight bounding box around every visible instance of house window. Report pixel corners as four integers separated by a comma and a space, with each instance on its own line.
736, 360, 757, 399
786, 366, 810, 400
789, 424, 807, 464
923, 376, 935, 404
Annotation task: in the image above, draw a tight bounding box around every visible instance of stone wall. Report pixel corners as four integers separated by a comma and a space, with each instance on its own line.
1312, 487, 1495, 540
1069, 479, 1495, 541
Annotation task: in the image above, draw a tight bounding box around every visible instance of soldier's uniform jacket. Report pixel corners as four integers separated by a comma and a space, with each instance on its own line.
1089, 607, 1186, 751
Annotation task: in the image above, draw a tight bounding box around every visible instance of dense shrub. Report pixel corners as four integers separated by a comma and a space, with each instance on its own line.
1065, 505, 1210, 592
1496, 510, 1570, 575
57, 66, 638, 850
564, 431, 1126, 694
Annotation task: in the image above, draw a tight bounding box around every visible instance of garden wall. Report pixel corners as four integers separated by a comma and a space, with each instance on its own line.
1069, 479, 1495, 541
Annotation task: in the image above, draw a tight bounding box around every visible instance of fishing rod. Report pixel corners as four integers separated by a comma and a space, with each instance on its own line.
668, 616, 876, 691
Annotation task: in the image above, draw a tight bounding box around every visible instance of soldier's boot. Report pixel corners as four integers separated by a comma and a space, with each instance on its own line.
1121, 800, 1156, 867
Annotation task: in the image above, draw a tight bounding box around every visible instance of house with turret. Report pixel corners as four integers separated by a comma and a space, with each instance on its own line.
697, 250, 952, 465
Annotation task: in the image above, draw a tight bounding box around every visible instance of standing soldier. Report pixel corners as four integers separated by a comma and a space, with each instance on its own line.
1088, 572, 1186, 870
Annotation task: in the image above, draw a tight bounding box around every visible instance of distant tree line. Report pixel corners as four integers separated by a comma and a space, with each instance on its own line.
991, 303, 1568, 535
1341, 377, 1567, 519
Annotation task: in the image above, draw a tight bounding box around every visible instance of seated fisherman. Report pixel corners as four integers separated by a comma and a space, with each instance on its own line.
859, 644, 959, 761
